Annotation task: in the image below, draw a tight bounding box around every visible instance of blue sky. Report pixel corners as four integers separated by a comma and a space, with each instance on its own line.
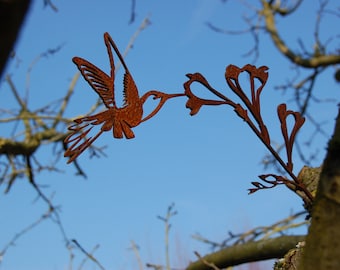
1, 1, 339, 270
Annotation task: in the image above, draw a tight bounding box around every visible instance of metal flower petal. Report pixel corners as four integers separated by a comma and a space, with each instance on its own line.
225, 64, 269, 113
184, 73, 230, 116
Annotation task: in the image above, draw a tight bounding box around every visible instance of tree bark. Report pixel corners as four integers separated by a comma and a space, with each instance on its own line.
0, 0, 32, 78
300, 106, 340, 269
186, 235, 305, 270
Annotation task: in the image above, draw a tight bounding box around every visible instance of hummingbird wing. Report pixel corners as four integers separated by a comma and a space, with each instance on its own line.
64, 123, 104, 164
104, 33, 140, 107
64, 110, 113, 163
73, 56, 115, 108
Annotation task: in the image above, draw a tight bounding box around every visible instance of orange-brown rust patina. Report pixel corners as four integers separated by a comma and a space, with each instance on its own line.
64, 33, 184, 163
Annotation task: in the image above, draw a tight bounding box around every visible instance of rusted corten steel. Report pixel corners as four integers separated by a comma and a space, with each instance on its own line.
65, 33, 313, 209
64, 33, 184, 163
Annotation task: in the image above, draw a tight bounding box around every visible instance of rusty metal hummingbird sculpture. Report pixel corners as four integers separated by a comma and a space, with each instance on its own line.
64, 33, 313, 208
64, 32, 184, 163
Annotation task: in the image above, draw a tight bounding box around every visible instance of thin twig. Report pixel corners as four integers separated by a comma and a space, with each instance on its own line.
130, 240, 144, 270
157, 203, 177, 270
194, 251, 221, 270
71, 240, 105, 270
0, 208, 52, 259
53, 72, 80, 129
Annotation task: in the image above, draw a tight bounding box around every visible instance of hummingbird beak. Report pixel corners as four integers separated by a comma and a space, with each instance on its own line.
140, 91, 186, 123
158, 92, 186, 100
166, 92, 186, 98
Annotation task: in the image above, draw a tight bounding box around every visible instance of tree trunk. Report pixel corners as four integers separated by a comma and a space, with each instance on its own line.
0, 0, 31, 78
300, 106, 340, 269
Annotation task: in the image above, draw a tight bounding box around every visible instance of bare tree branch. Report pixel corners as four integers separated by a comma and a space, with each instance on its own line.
186, 235, 305, 270
261, 0, 340, 68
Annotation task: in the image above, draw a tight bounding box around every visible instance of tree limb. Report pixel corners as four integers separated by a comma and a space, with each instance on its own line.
301, 106, 340, 269
261, 0, 340, 68
186, 235, 305, 270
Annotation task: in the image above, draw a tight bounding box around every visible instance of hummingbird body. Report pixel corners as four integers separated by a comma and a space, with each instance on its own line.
64, 33, 184, 163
